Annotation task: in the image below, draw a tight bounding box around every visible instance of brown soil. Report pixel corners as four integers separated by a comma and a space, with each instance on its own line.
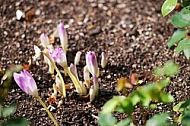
1, 0, 190, 126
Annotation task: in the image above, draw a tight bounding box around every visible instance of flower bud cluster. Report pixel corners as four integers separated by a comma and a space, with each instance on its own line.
22, 23, 108, 102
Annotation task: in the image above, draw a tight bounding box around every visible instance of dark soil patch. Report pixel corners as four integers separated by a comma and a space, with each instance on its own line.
1, 0, 190, 126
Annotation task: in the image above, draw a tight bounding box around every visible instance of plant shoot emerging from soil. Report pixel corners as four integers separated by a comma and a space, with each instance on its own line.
13, 70, 59, 126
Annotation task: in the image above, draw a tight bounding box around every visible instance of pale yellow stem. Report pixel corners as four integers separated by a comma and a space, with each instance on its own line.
35, 95, 59, 126
64, 67, 84, 95
43, 50, 66, 97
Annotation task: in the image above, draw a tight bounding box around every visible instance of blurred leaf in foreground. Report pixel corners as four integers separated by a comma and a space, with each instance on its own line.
1, 117, 30, 126
154, 60, 179, 77
146, 113, 170, 126
161, 0, 177, 17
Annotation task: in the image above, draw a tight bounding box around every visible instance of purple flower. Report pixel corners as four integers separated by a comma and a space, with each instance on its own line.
50, 47, 67, 68
13, 70, 38, 97
40, 33, 50, 48
58, 23, 68, 52
85, 51, 99, 77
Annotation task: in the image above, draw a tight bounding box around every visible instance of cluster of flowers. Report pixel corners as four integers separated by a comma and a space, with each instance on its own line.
14, 23, 107, 102
13, 23, 107, 125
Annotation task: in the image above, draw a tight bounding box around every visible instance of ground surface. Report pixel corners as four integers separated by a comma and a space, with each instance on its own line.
1, 0, 190, 126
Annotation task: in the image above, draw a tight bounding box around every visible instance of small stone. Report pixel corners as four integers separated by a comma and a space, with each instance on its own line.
15, 32, 19, 36
107, 74, 111, 79
16, 10, 24, 20
35, 9, 41, 15
46, 19, 52, 24
108, 41, 114, 46
77, 21, 83, 25
79, 32, 84, 36
21, 34, 25, 38
3, 31, 8, 35
145, 31, 149, 36
16, 42, 20, 48
132, 64, 137, 68
116, 3, 126, 8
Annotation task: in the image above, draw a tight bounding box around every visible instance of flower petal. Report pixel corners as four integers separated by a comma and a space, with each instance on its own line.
86, 51, 99, 76
13, 70, 38, 96
58, 23, 68, 52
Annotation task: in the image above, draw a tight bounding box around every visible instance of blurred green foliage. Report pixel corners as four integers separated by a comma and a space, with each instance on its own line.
98, 61, 179, 126
0, 65, 29, 126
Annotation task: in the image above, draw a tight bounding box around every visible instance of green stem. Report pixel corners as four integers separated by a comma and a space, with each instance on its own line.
43, 50, 66, 97
64, 67, 84, 95
0, 104, 3, 118
35, 95, 59, 126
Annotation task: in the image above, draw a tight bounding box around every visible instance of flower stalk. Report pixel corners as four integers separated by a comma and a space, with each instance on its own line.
35, 95, 59, 126
13, 70, 59, 126
43, 49, 66, 98
64, 67, 86, 95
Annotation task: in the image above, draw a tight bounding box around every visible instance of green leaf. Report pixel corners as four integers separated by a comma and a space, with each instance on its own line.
168, 29, 188, 48
102, 96, 126, 114
162, 61, 179, 77
2, 117, 30, 126
181, 109, 190, 126
116, 118, 132, 126
177, 114, 183, 123
153, 67, 164, 77
157, 78, 171, 89
182, 0, 190, 7
130, 93, 140, 105
180, 99, 190, 109
183, 48, 190, 59
149, 104, 157, 109
172, 6, 190, 27
120, 99, 134, 115
175, 38, 190, 54
98, 113, 116, 126
181, 115, 190, 126
136, 84, 153, 107
146, 113, 169, 126
2, 104, 17, 118
161, 0, 177, 17
173, 101, 185, 112
154, 61, 179, 77
160, 92, 174, 103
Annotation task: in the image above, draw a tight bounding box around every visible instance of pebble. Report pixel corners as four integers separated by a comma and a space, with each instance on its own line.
16, 42, 20, 48
19, 51, 22, 54
21, 34, 25, 38
46, 19, 52, 24
145, 31, 149, 36
16, 10, 24, 20
116, 3, 126, 8
35, 9, 41, 15
77, 21, 83, 26
108, 41, 114, 46
107, 74, 111, 79
79, 32, 84, 36
69, 19, 74, 24
64, 24, 70, 28
90, 3, 97, 7
75, 35, 80, 40
129, 24, 134, 29
3, 31, 8, 35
